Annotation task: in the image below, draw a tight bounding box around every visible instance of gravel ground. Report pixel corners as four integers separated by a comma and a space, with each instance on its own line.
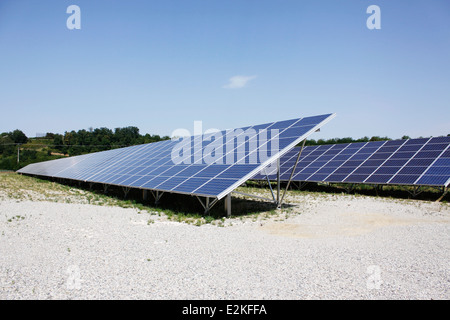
0, 192, 449, 300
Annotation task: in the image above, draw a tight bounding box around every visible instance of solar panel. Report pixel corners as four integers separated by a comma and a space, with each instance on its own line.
253, 136, 450, 187
17, 113, 336, 200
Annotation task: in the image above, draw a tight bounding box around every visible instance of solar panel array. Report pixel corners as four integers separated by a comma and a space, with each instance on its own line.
253, 136, 450, 187
17, 113, 336, 199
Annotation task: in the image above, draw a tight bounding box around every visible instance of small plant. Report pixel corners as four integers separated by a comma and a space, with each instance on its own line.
204, 216, 215, 224
6, 215, 25, 222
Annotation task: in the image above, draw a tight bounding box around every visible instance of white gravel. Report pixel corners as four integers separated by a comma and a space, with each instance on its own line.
0, 193, 449, 300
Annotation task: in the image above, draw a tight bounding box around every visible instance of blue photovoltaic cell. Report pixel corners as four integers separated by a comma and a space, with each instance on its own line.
17, 113, 335, 199
328, 167, 354, 175
415, 175, 449, 186
193, 178, 239, 196
373, 166, 402, 174
344, 174, 371, 183
308, 174, 331, 181
434, 158, 450, 166
352, 167, 378, 174
388, 174, 421, 185
172, 177, 210, 194
252, 136, 450, 187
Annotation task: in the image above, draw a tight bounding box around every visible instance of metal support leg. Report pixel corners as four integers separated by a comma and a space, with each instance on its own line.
122, 187, 130, 199
143, 190, 148, 201
436, 187, 448, 202
276, 158, 280, 205
196, 196, 219, 215
413, 186, 422, 197
149, 190, 163, 204
226, 193, 231, 217
154, 191, 164, 205
299, 181, 308, 190
265, 172, 276, 203
278, 139, 306, 208
345, 184, 354, 193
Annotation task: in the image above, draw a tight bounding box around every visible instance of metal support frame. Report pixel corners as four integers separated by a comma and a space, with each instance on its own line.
278, 139, 306, 208
405, 185, 423, 197
290, 181, 308, 190
150, 190, 164, 205
298, 181, 308, 190
265, 172, 277, 203
344, 184, 355, 193
122, 186, 131, 199
276, 157, 280, 204
196, 196, 220, 215
436, 187, 448, 202
239, 158, 283, 206
103, 184, 109, 194
225, 193, 231, 217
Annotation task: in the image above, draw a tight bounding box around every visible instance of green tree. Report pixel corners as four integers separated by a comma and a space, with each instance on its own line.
369, 136, 390, 142
10, 129, 28, 144
53, 134, 65, 152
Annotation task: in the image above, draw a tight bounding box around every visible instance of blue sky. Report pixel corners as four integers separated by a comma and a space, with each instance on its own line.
0, 0, 449, 140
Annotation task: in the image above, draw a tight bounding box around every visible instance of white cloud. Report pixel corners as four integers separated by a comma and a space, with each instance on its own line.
222, 75, 257, 89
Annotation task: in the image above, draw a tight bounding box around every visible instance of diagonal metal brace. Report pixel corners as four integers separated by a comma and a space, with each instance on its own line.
278, 139, 306, 208
264, 165, 277, 203
436, 187, 448, 202
150, 190, 165, 204
196, 196, 219, 215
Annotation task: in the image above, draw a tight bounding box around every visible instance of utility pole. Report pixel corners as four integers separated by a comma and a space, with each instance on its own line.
17, 144, 20, 164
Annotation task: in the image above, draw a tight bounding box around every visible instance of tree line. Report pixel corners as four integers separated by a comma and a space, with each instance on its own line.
304, 135, 396, 146
0, 127, 448, 171
49, 126, 170, 155
0, 126, 170, 171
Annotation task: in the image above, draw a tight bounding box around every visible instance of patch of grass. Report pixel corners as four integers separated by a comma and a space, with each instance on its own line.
6, 215, 25, 223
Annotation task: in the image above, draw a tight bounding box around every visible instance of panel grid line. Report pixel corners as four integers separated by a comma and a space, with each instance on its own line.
190, 118, 304, 195
385, 137, 433, 184
291, 145, 335, 180
251, 137, 449, 187
413, 143, 450, 185
362, 139, 409, 183
323, 142, 369, 182
342, 141, 389, 182
303, 144, 352, 181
